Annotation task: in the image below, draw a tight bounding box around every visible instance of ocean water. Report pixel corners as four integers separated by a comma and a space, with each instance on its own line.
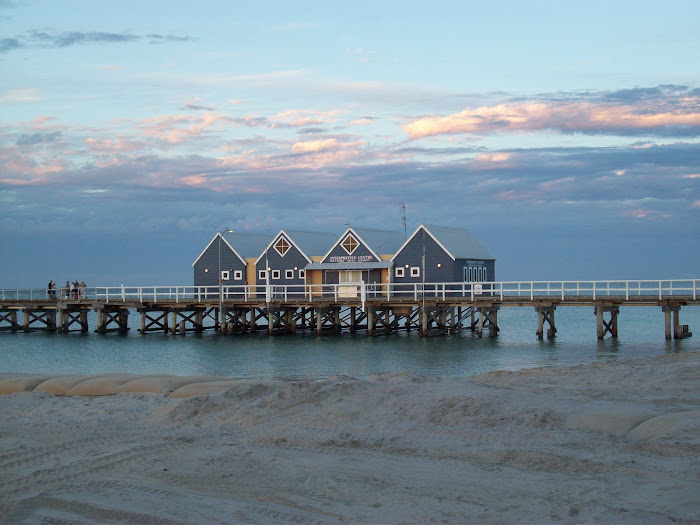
1, 306, 698, 381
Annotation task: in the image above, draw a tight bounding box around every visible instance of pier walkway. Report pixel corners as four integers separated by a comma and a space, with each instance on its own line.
1, 280, 697, 340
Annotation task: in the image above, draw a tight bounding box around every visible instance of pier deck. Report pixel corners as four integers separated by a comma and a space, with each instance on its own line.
1, 280, 697, 339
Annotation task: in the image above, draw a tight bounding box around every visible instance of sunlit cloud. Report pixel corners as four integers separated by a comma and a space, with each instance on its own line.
404, 95, 700, 139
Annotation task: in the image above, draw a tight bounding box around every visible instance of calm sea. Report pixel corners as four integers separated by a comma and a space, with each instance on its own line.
1, 306, 698, 381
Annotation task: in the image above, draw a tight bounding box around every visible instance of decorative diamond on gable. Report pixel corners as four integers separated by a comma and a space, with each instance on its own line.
274, 236, 291, 256
341, 234, 359, 255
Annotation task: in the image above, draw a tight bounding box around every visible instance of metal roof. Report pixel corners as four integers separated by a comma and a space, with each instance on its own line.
221, 231, 270, 260
350, 228, 405, 255
423, 224, 495, 260
282, 230, 339, 258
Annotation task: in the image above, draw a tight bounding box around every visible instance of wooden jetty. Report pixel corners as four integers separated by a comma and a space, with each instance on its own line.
1, 280, 697, 340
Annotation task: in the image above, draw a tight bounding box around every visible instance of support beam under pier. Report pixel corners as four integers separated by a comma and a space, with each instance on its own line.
535, 304, 557, 340
595, 305, 619, 339
661, 302, 692, 340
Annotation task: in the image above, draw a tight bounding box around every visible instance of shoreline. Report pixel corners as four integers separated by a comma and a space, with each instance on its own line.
1, 351, 698, 523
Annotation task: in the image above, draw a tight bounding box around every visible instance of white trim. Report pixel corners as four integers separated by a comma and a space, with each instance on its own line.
285, 269, 294, 279
390, 224, 456, 262
298, 269, 306, 279
395, 267, 405, 278
221, 270, 230, 281
271, 269, 281, 280
259, 270, 267, 280
233, 270, 243, 280
254, 230, 313, 265
192, 232, 247, 267
410, 266, 420, 277
274, 237, 291, 257
320, 227, 381, 263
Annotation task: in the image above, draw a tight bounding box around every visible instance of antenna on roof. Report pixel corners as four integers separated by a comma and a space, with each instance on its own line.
400, 202, 407, 238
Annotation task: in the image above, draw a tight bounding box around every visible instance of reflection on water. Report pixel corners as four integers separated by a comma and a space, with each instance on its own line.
1, 306, 698, 380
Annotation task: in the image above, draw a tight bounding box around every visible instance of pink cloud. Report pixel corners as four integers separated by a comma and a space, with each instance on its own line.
292, 138, 339, 154
403, 98, 700, 139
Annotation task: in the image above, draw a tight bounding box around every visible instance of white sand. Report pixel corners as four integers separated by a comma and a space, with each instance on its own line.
0, 351, 698, 524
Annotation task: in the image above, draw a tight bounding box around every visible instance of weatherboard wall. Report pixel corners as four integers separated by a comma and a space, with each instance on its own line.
193, 238, 247, 287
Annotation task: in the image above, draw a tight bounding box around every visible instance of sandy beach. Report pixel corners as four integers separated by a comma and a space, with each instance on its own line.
0, 351, 698, 524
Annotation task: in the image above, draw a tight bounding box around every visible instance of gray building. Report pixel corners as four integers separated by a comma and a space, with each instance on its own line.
192, 231, 269, 288
391, 224, 495, 284
306, 227, 405, 286
254, 230, 338, 287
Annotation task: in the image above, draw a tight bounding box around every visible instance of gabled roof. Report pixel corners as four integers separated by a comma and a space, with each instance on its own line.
392, 224, 495, 262
255, 230, 338, 265
192, 231, 269, 267
321, 227, 405, 262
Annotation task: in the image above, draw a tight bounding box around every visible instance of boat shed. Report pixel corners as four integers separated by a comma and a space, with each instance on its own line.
254, 230, 338, 287
192, 231, 269, 287
306, 227, 405, 287
391, 224, 495, 284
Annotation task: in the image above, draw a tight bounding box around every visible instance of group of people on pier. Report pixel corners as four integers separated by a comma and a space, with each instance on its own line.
47, 280, 87, 300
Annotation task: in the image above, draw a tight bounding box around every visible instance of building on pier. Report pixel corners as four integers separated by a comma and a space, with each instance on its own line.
193, 224, 496, 291
392, 224, 496, 285
254, 230, 338, 288
192, 231, 268, 287
306, 227, 406, 290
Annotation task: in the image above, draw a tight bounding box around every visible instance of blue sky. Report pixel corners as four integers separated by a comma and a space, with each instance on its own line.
1, 0, 699, 287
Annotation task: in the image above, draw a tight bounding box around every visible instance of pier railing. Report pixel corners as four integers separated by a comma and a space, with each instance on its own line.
1, 279, 698, 303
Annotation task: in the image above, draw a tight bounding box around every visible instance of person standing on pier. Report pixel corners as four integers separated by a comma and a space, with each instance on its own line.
79, 280, 86, 299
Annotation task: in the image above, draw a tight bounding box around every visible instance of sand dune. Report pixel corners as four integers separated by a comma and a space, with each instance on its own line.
0, 351, 698, 523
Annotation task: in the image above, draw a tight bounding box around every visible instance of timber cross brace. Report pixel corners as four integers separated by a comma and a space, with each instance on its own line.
95, 308, 129, 334
595, 305, 619, 339
476, 306, 500, 338
535, 305, 557, 340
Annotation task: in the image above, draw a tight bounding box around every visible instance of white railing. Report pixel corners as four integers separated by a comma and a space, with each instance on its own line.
1, 280, 698, 303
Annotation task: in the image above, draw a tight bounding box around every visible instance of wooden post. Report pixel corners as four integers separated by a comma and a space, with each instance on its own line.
56, 309, 64, 333
489, 309, 498, 338
664, 307, 672, 340
367, 309, 375, 336
268, 309, 274, 335
316, 308, 323, 335
350, 307, 357, 333
596, 307, 604, 339
119, 309, 129, 334
179, 320, 186, 335
673, 308, 680, 339
477, 310, 484, 338
170, 311, 176, 334
140, 310, 146, 334
80, 310, 88, 332
249, 308, 256, 332
195, 310, 203, 333
536, 309, 544, 339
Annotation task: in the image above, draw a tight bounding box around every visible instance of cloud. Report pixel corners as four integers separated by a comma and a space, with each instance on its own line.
16, 131, 61, 146
404, 86, 700, 139
292, 138, 340, 154
0, 29, 193, 53
0, 88, 40, 104
0, 37, 20, 53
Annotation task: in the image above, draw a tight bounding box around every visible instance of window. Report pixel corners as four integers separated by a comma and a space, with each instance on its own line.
285, 269, 294, 279
341, 234, 359, 255
410, 267, 420, 277
395, 267, 405, 278
221, 270, 229, 281
233, 270, 243, 280
272, 270, 280, 280
299, 269, 306, 279
274, 237, 291, 256
465, 266, 487, 282
259, 270, 267, 280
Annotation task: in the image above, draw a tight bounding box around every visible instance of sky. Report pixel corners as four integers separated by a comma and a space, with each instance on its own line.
1, 0, 699, 287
